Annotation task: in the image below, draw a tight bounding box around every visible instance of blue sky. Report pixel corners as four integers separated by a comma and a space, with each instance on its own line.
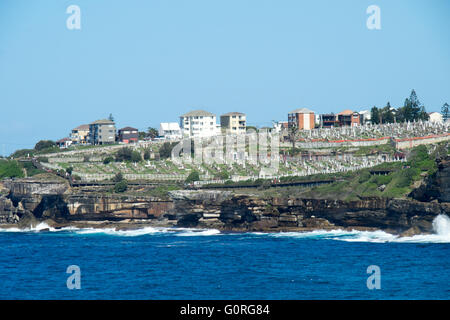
0, 0, 449, 155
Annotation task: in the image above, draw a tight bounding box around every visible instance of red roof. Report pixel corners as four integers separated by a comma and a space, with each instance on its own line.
119, 127, 138, 132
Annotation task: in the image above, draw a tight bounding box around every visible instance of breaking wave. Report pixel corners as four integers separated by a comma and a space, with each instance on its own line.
0, 223, 221, 237
262, 214, 450, 243
1, 215, 449, 243
0, 222, 76, 233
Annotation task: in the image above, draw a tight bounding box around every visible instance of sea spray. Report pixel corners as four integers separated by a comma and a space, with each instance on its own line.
432, 214, 450, 236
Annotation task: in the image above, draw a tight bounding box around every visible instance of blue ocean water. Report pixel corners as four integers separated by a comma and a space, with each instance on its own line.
0, 219, 449, 300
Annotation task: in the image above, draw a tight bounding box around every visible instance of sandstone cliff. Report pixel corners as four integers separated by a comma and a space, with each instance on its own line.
1, 156, 449, 234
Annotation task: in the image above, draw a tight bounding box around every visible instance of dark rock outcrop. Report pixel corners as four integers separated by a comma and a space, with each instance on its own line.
411, 156, 450, 202
1, 160, 450, 234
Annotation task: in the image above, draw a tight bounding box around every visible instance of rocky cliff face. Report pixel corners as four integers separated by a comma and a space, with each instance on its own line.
168, 190, 449, 234
1, 158, 450, 235
411, 156, 450, 202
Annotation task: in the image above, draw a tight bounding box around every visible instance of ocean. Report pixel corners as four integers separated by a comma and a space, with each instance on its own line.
0, 215, 449, 300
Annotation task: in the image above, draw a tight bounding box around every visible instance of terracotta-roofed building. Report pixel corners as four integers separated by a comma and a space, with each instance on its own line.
56, 137, 72, 149
70, 124, 90, 144
337, 109, 362, 127
288, 108, 315, 130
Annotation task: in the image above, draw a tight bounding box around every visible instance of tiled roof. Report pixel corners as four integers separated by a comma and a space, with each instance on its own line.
181, 110, 215, 117
289, 108, 314, 114
73, 124, 89, 131
119, 127, 138, 132
90, 119, 115, 125
338, 109, 356, 115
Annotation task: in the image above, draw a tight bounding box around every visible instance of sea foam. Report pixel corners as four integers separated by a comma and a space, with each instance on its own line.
263, 214, 450, 243
1, 215, 449, 243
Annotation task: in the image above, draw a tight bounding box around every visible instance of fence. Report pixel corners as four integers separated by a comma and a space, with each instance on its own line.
395, 133, 450, 149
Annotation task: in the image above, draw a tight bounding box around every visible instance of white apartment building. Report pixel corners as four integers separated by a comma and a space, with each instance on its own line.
159, 122, 182, 140
179, 110, 220, 138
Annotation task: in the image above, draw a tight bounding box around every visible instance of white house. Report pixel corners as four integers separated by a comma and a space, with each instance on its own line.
180, 110, 220, 138
428, 112, 443, 123
359, 110, 372, 123
159, 122, 182, 140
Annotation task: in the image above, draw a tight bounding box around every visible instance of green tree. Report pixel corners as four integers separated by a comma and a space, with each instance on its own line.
381, 102, 395, 124
397, 89, 428, 122
138, 132, 146, 140
371, 106, 380, 124
288, 123, 300, 150
34, 140, 55, 151
115, 147, 133, 161
159, 142, 176, 159
147, 127, 159, 139
66, 167, 73, 175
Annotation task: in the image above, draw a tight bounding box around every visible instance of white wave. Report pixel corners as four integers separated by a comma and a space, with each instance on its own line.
266, 214, 450, 244
175, 229, 221, 237
0, 222, 60, 233
1, 214, 449, 243
74, 226, 172, 236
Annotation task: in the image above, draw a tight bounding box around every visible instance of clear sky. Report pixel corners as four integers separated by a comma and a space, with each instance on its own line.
0, 0, 449, 155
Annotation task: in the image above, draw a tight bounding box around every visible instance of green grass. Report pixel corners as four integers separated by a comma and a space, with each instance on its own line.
0, 160, 25, 179
20, 161, 45, 177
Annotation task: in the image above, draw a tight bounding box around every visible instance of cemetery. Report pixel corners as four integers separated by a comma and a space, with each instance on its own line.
36, 120, 449, 185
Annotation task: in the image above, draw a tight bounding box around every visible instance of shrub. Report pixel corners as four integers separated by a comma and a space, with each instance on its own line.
103, 156, 114, 165
395, 168, 419, 188
217, 170, 230, 180
159, 142, 177, 159
114, 180, 128, 193
131, 151, 142, 162
185, 171, 200, 183
83, 155, 90, 162
113, 172, 124, 183
115, 147, 133, 162
65, 167, 73, 175
143, 149, 151, 160
410, 145, 429, 164
20, 161, 44, 177
358, 170, 371, 183
372, 174, 392, 186
10, 149, 34, 158
37, 157, 49, 163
